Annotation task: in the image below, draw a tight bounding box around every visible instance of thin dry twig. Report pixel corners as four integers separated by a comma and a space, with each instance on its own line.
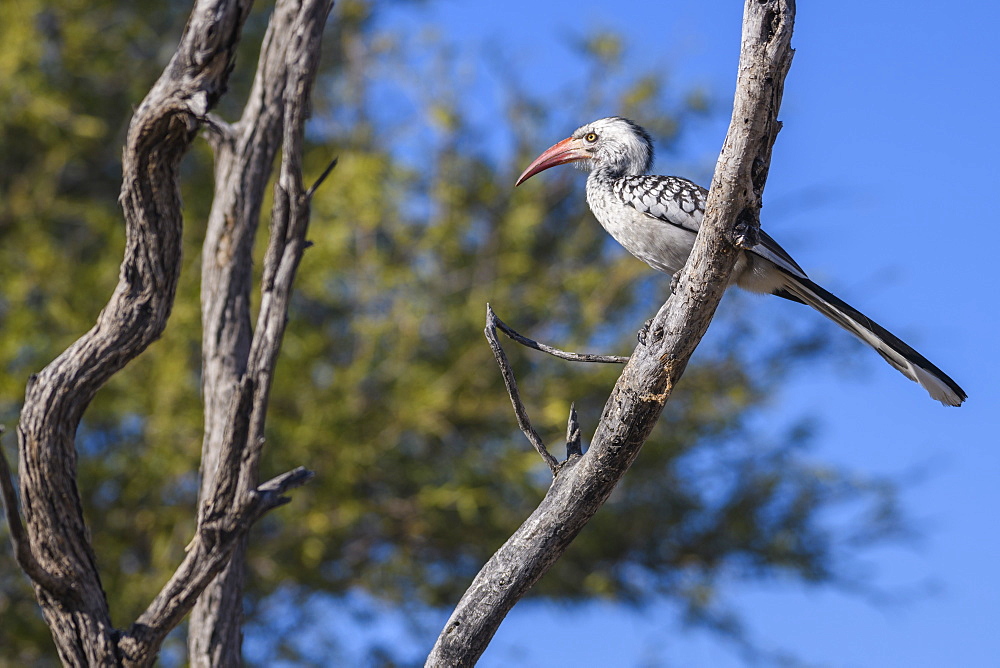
485, 305, 559, 473
492, 310, 629, 364
306, 155, 339, 198
485, 304, 615, 468
565, 403, 582, 458
485, 305, 625, 466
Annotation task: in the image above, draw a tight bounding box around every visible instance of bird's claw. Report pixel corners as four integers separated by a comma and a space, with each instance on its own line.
732, 212, 760, 249
638, 318, 664, 346
638, 319, 652, 345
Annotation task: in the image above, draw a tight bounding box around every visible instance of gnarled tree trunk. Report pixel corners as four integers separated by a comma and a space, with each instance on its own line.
0, 0, 334, 665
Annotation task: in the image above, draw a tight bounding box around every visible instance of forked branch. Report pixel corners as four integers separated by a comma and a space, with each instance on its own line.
485, 305, 628, 473
192, 0, 334, 664
3, 0, 333, 665
11, 2, 258, 663
484, 305, 559, 472
118, 468, 314, 662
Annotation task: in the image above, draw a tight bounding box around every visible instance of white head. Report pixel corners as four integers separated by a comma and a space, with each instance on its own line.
516, 117, 654, 185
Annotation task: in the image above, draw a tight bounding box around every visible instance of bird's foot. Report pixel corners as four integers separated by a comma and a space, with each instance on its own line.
732, 212, 760, 249
638, 318, 664, 346
638, 319, 652, 345
669, 273, 681, 295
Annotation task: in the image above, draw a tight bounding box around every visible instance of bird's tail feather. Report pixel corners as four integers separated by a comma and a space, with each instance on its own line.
776, 276, 966, 406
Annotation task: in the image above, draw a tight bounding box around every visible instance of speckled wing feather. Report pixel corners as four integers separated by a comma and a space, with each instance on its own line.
612, 175, 705, 233
612, 174, 808, 280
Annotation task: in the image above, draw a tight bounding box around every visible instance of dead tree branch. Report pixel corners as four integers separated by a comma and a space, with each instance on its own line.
491, 306, 629, 364
426, 1, 796, 665
12, 2, 257, 663
484, 305, 619, 472
485, 306, 560, 473
0, 427, 75, 600
2, 0, 332, 665
190, 0, 334, 663
117, 468, 313, 665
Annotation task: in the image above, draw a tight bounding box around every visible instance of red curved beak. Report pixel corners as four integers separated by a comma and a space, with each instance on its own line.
515, 136, 589, 186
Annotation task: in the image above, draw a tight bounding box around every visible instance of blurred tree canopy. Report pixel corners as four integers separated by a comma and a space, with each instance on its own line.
0, 0, 904, 664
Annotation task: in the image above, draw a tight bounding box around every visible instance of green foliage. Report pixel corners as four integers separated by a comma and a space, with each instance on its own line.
0, 1, 905, 663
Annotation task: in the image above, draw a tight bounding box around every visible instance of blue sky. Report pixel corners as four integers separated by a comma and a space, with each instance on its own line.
368, 1, 999, 666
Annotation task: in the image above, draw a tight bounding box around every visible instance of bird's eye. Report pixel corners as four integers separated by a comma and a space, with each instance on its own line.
584, 132, 598, 143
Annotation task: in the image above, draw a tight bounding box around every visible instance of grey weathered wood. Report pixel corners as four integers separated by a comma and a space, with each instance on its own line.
12, 2, 256, 664
117, 467, 313, 665
189, 1, 334, 664
0, 0, 332, 665
490, 307, 630, 364
484, 306, 560, 473
425, 1, 795, 665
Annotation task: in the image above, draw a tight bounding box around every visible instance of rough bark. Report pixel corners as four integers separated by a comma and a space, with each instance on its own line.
0, 0, 331, 665
189, 1, 334, 664
425, 1, 796, 665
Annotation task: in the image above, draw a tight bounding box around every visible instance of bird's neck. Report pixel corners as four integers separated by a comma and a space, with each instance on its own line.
588, 164, 631, 186
585, 166, 628, 226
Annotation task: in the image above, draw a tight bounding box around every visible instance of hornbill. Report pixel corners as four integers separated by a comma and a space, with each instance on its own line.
516, 116, 966, 406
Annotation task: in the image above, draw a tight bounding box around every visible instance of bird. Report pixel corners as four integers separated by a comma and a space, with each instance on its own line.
515, 116, 966, 406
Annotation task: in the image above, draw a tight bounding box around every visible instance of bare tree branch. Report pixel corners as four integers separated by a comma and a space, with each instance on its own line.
307, 155, 340, 198
191, 0, 334, 664
491, 307, 629, 364
117, 468, 313, 665
11, 2, 257, 663
484, 303, 624, 470
485, 305, 559, 473
191, 0, 309, 660
426, 1, 796, 665
0, 427, 75, 600
4, 0, 332, 664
